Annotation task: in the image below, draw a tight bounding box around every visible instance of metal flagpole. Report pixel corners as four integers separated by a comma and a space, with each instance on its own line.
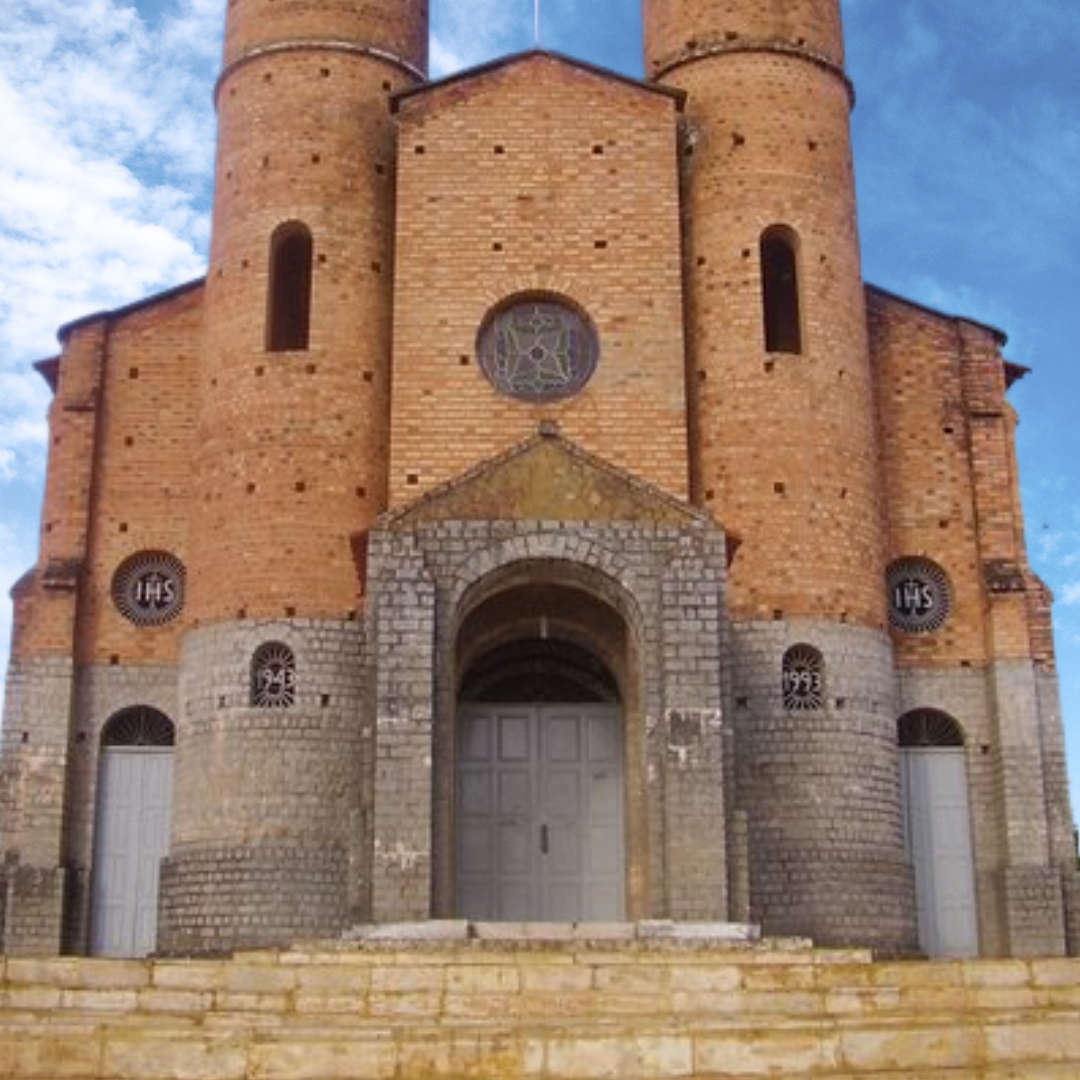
534, 0, 541, 46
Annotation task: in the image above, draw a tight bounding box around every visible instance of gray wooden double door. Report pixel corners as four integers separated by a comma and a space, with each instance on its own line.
456, 705, 625, 921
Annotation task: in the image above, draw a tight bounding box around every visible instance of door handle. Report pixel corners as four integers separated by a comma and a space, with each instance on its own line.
540, 824, 549, 854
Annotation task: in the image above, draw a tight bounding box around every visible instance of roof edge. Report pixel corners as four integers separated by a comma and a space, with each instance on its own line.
33, 356, 61, 393
57, 276, 206, 343
866, 282, 1008, 347
391, 49, 685, 112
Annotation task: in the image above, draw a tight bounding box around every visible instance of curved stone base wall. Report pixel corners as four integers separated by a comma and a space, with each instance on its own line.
728, 620, 919, 953
162, 619, 367, 954
159, 843, 350, 955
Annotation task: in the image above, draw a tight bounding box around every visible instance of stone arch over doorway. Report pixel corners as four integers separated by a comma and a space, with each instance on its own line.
439, 559, 646, 920
367, 508, 733, 924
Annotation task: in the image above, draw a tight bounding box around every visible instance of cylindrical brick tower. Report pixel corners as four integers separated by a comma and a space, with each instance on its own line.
644, 0, 918, 949
160, 0, 428, 953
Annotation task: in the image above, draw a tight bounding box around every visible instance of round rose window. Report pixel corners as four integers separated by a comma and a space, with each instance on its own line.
477, 297, 598, 401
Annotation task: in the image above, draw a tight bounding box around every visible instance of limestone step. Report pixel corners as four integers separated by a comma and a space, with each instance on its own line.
2, 943, 1080, 1078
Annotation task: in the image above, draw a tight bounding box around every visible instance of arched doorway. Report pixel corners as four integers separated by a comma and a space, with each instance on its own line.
899, 709, 978, 957
90, 707, 175, 957
450, 572, 636, 922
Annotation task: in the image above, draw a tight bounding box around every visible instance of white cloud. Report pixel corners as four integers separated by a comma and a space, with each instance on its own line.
430, 0, 530, 75
430, 35, 468, 78
1061, 584, 1080, 607
0, 0, 218, 492
0, 517, 36, 706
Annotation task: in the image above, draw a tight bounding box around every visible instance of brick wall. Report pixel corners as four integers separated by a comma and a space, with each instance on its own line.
871, 287, 1078, 955
188, 1, 427, 625
643, 0, 846, 77
2, 0, 1076, 961
646, 4, 887, 628
389, 55, 689, 505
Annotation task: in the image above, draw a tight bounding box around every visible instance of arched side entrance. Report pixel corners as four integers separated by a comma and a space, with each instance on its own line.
453, 583, 630, 921
899, 709, 978, 957
91, 707, 175, 958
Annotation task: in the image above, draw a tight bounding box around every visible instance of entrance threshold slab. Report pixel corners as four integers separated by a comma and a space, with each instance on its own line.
341, 919, 767, 945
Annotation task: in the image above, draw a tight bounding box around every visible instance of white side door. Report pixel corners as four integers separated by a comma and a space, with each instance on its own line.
91, 747, 174, 957
902, 747, 978, 957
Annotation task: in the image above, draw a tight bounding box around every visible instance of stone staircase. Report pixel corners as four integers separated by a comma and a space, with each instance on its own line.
3, 927, 1080, 1079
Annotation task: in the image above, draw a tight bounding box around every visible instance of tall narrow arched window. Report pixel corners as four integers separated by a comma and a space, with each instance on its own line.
266, 221, 313, 352
760, 226, 803, 355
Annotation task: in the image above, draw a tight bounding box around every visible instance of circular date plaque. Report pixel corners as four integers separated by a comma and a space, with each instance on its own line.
887, 558, 951, 634
112, 551, 186, 626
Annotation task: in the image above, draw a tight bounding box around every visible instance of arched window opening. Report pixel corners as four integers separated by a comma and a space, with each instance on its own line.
266, 222, 313, 352
460, 638, 619, 704
782, 644, 824, 712
251, 641, 297, 708
898, 709, 966, 748
101, 706, 175, 747
761, 227, 803, 354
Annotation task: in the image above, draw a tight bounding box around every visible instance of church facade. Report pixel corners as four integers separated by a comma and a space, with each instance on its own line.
2, 0, 1077, 959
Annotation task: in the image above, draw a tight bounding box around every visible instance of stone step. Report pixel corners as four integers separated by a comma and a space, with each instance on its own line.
3, 944, 1080, 1079
5, 952, 1079, 1022
4, 1017, 1080, 1078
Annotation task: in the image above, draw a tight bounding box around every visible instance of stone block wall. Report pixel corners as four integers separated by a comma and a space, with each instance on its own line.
0, 657, 76, 954
4, 941, 1080, 1079
160, 619, 366, 954
367, 506, 731, 926
729, 620, 917, 952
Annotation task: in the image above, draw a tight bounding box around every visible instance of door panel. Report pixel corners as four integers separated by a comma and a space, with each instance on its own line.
498, 714, 530, 761
91, 748, 174, 958
901, 748, 978, 957
456, 705, 624, 921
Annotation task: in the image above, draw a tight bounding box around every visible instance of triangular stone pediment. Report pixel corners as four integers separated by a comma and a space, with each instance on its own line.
383, 431, 712, 530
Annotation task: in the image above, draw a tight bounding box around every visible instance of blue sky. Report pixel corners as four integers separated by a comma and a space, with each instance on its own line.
1, 0, 1078, 824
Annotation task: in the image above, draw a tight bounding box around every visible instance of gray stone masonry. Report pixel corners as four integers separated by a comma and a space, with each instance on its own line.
367, 516, 731, 924
898, 665, 1076, 957
729, 620, 918, 952
160, 619, 365, 954
0, 657, 76, 954
367, 531, 436, 921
